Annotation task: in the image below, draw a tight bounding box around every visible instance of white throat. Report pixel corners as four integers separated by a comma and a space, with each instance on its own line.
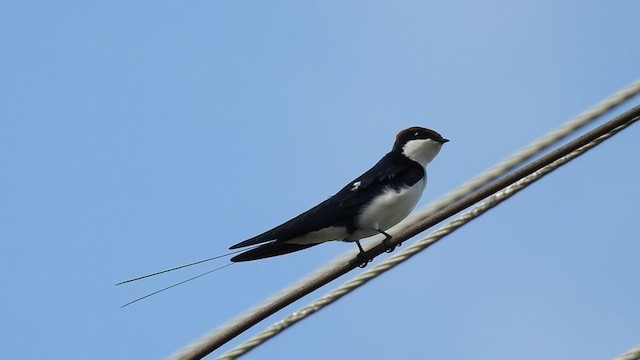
402, 139, 443, 166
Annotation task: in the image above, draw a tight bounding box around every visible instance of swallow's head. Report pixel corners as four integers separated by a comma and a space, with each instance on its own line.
393, 126, 449, 166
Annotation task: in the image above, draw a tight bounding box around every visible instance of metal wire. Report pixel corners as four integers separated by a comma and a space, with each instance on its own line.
615, 345, 640, 360
216, 119, 638, 359
170, 80, 640, 360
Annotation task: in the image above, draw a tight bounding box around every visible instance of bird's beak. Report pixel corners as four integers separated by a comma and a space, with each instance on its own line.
440, 138, 450, 144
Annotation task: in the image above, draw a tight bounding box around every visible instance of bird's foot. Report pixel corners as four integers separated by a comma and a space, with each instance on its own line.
356, 251, 373, 268
382, 236, 401, 253
377, 230, 399, 253
384, 244, 400, 253
358, 258, 374, 268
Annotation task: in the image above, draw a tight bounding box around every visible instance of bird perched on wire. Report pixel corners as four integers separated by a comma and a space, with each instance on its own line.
116, 127, 449, 307
229, 126, 448, 262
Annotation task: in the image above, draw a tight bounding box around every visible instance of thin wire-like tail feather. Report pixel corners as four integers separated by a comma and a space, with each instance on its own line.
230, 242, 319, 262
120, 263, 234, 308
116, 248, 248, 285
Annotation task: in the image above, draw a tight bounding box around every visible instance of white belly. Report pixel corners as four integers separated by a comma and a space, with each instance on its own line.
352, 177, 426, 239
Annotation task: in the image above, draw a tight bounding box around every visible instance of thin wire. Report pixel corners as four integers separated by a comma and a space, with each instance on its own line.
615, 345, 640, 360
217, 120, 635, 359
170, 105, 640, 359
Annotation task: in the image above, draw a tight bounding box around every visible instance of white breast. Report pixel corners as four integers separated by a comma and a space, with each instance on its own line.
352, 177, 426, 239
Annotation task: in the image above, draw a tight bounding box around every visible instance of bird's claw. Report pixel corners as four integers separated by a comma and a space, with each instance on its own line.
358, 258, 373, 268
356, 252, 373, 268
383, 238, 401, 253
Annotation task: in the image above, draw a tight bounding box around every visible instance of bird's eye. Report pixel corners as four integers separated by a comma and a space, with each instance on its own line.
414, 132, 420, 137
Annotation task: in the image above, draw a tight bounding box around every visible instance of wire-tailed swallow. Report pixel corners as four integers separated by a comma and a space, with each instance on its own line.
229, 127, 448, 262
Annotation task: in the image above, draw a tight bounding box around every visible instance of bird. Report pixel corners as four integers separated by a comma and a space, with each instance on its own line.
229, 126, 448, 263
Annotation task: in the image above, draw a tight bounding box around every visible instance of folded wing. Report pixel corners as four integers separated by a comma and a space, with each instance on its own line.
228, 152, 423, 252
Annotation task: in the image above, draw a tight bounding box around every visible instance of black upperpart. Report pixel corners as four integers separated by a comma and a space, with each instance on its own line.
392, 127, 448, 152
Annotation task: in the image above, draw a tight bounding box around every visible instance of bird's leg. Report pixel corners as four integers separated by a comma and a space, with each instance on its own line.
354, 240, 371, 268
377, 230, 400, 253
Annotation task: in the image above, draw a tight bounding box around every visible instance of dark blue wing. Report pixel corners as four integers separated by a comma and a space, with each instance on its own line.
229, 152, 423, 249
335, 152, 424, 209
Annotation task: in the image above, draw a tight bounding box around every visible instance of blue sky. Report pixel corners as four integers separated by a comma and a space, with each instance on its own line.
2, 1, 639, 359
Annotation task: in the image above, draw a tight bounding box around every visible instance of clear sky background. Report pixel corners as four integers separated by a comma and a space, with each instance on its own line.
2, 1, 639, 359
